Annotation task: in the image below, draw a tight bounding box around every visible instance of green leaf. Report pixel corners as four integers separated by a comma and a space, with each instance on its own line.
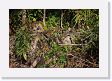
60, 54, 66, 63
43, 26, 48, 30
33, 18, 36, 22
23, 53, 27, 61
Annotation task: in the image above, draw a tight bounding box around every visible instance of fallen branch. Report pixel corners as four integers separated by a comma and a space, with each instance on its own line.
58, 44, 87, 46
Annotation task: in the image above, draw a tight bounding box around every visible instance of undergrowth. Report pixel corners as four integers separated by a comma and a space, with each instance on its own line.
15, 26, 31, 61
9, 9, 99, 68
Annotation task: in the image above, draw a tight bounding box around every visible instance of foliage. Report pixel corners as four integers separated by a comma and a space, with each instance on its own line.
9, 10, 22, 31
27, 9, 43, 22
9, 9, 99, 68
73, 9, 99, 56
15, 26, 31, 60
46, 15, 60, 28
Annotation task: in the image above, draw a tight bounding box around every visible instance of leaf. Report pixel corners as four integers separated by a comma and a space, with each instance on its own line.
43, 26, 48, 30
23, 53, 27, 61
60, 54, 66, 63
33, 18, 36, 22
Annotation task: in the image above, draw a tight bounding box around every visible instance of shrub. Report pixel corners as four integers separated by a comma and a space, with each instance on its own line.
15, 26, 31, 60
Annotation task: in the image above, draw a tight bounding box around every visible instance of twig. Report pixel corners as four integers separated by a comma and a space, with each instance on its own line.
81, 34, 92, 41
43, 9, 46, 27
59, 44, 87, 46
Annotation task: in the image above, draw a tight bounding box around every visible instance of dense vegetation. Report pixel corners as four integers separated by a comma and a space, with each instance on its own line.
9, 9, 99, 68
